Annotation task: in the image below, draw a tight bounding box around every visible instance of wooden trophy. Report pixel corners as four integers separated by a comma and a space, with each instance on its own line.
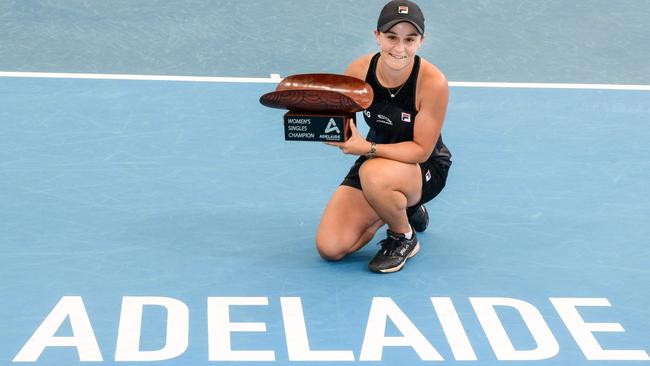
259, 74, 374, 142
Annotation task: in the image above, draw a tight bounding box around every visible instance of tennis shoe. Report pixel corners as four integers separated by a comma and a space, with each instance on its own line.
368, 229, 420, 273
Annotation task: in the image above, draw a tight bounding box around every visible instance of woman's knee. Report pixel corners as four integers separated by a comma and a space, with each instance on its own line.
359, 158, 421, 204
315, 225, 363, 261
315, 236, 348, 261
359, 158, 392, 190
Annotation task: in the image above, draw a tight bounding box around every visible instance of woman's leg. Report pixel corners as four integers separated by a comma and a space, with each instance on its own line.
316, 185, 384, 261
359, 158, 423, 234
358, 158, 424, 273
315, 158, 422, 262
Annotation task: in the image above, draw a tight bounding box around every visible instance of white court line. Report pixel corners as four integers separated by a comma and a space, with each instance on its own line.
0, 71, 283, 83
1, 71, 650, 91
451, 81, 650, 91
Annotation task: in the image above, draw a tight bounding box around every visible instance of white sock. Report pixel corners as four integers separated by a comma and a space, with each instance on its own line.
404, 230, 413, 240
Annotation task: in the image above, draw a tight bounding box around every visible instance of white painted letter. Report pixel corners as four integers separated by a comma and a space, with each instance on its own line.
431, 297, 477, 360
281, 297, 355, 361
550, 298, 650, 361
114, 296, 189, 361
13, 296, 102, 362
360, 297, 443, 361
470, 297, 559, 360
207, 297, 275, 361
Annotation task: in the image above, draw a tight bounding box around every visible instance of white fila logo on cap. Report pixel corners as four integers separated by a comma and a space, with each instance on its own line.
398, 6, 409, 14
401, 112, 411, 122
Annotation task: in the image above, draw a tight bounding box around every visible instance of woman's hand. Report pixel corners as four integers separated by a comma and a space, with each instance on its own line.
324, 121, 371, 156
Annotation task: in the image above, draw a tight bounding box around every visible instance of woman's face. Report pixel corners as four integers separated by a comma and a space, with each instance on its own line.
375, 22, 424, 71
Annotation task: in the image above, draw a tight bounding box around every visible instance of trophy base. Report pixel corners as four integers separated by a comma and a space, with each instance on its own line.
284, 112, 354, 142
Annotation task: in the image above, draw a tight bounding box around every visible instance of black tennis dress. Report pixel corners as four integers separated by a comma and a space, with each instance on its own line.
341, 53, 452, 215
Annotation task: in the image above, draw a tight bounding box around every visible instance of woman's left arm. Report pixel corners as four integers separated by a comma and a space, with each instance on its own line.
327, 71, 449, 163
377, 74, 449, 163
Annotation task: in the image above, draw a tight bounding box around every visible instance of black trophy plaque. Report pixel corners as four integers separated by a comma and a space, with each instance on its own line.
284, 112, 354, 142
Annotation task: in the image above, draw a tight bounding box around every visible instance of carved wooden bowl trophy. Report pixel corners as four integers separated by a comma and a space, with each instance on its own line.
259, 74, 374, 142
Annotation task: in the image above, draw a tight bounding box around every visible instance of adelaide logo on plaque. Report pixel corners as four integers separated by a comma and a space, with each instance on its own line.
259, 74, 374, 142
325, 119, 341, 134
284, 115, 348, 142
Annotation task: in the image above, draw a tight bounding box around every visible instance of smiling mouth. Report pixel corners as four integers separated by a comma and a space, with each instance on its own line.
389, 53, 407, 60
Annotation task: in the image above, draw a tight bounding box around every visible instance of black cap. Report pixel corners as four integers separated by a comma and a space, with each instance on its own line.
377, 0, 425, 35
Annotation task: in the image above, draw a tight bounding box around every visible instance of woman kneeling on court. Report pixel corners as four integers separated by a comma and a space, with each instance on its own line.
317, 0, 452, 273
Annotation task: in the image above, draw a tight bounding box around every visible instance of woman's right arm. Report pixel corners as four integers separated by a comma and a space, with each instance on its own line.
344, 54, 373, 80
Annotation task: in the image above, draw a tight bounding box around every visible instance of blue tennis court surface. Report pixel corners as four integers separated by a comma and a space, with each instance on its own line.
2, 77, 649, 365
2, 1, 650, 365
